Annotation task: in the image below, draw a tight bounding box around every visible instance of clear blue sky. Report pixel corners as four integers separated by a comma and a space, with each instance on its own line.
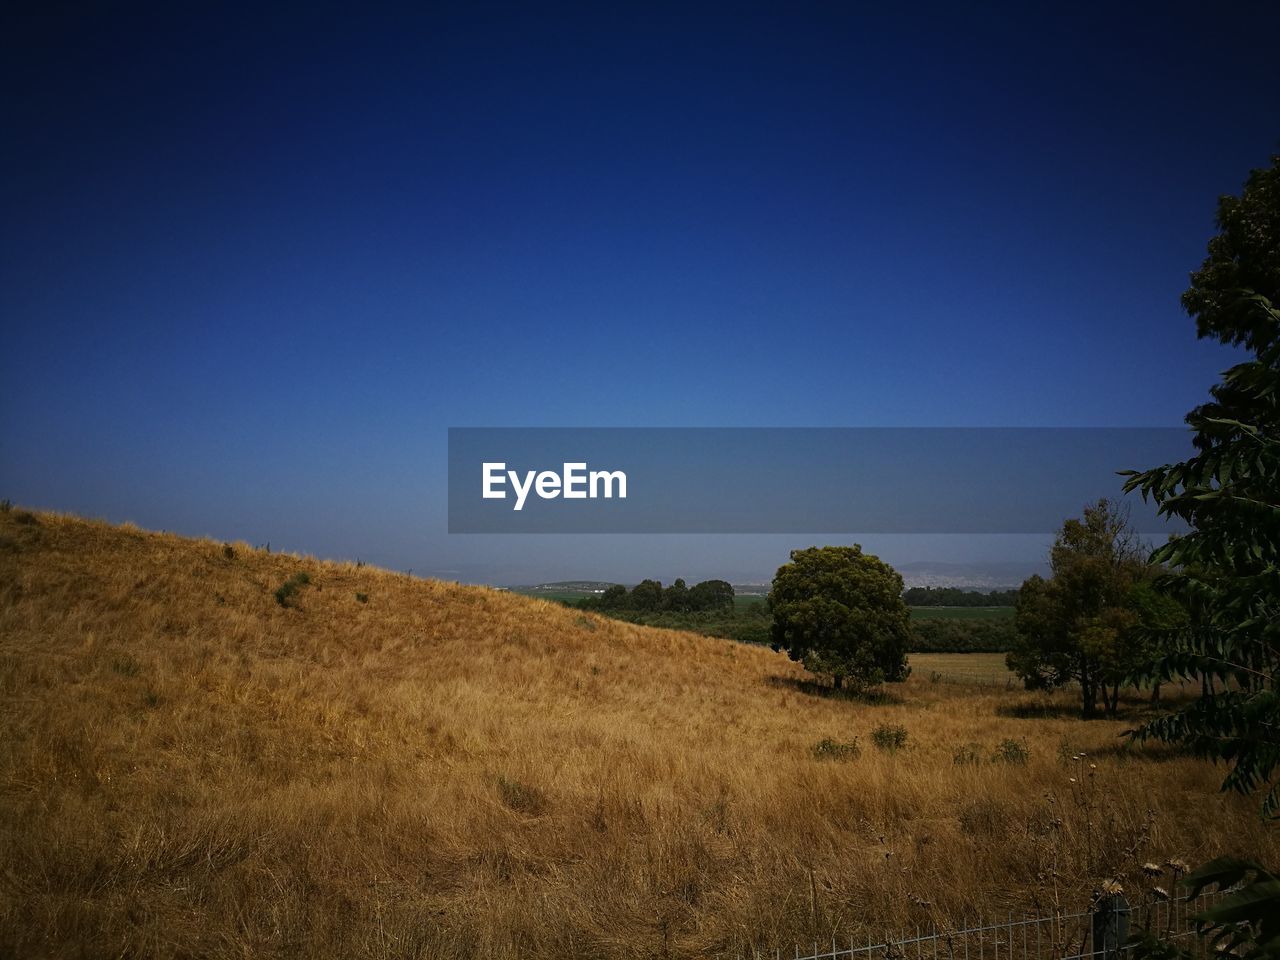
2, 3, 1277, 584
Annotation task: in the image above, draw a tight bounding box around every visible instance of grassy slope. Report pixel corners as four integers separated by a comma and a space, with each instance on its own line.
1, 510, 1274, 959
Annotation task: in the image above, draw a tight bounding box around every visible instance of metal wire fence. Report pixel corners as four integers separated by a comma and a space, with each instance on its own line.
742, 890, 1222, 960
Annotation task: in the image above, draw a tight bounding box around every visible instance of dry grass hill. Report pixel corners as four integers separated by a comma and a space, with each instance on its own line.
1, 509, 1275, 959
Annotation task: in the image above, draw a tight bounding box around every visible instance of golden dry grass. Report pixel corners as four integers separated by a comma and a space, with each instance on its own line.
1, 509, 1274, 959
906, 652, 1015, 684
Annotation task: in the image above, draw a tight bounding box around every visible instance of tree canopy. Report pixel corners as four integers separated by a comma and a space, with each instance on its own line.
1182, 155, 1280, 353
902, 586, 1019, 607
1122, 153, 1280, 815
577, 577, 736, 615
1006, 499, 1168, 716
1125, 153, 1280, 960
768, 545, 910, 690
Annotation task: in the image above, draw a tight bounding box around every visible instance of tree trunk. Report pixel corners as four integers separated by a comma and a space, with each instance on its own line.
1107, 683, 1121, 717
1080, 659, 1097, 718
832, 674, 843, 691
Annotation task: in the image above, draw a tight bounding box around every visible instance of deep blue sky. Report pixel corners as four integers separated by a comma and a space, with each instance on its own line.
2, 3, 1278, 584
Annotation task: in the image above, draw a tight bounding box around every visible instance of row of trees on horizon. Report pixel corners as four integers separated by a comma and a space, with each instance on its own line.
576, 578, 738, 614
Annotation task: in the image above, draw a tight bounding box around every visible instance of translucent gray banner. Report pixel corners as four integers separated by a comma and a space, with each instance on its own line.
447, 428, 1189, 534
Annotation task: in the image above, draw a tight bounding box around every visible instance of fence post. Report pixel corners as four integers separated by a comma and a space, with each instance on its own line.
1091, 893, 1130, 960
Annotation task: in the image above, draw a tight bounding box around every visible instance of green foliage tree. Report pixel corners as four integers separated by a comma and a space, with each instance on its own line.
596, 584, 629, 609
688, 578, 735, 613
629, 578, 664, 612
572, 578, 757, 639
1008, 574, 1069, 690
1181, 155, 1279, 352
768, 545, 910, 690
1122, 153, 1280, 814
580, 578, 736, 615
663, 578, 691, 612
902, 586, 1019, 606
1123, 155, 1278, 960
1124, 580, 1190, 703
1006, 499, 1157, 716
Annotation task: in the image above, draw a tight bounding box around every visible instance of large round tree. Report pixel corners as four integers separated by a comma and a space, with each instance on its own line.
768, 545, 910, 690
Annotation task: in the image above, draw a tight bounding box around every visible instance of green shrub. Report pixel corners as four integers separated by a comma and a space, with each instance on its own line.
222, 543, 235, 559
992, 738, 1030, 765
908, 616, 1016, 653
355, 592, 369, 603
871, 723, 908, 753
275, 572, 312, 607
812, 737, 861, 761
0, 499, 10, 513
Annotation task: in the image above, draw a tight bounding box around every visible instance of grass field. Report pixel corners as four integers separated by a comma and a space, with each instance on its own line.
3, 510, 1273, 959
908, 652, 1016, 683
908, 606, 1015, 619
